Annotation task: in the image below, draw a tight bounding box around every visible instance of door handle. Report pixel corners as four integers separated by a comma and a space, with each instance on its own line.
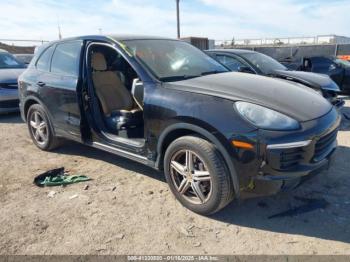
37, 81, 46, 87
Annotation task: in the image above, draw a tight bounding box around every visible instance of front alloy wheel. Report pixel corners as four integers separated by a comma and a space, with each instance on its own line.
170, 150, 212, 204
164, 136, 234, 215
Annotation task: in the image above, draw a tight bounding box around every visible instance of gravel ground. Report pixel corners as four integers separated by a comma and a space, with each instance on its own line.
0, 98, 349, 255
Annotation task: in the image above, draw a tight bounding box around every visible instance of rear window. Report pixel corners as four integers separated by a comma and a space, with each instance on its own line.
51, 41, 82, 77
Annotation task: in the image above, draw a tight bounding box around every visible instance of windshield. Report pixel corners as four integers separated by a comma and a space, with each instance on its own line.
335, 59, 350, 68
0, 52, 25, 69
240, 52, 287, 75
120, 39, 228, 81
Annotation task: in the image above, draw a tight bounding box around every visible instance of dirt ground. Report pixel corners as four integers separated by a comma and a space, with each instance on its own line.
0, 98, 350, 255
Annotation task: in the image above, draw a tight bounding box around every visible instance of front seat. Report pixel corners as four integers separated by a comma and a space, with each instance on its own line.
91, 52, 142, 134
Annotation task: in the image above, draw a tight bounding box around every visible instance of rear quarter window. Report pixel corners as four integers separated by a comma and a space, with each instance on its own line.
36, 45, 55, 71
51, 41, 82, 77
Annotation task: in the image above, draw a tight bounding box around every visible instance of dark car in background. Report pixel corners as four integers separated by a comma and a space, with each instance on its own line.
0, 49, 26, 113
282, 56, 350, 94
14, 54, 34, 66
206, 49, 344, 107
19, 35, 340, 214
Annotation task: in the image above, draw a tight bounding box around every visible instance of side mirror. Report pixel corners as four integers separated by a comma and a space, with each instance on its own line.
131, 78, 144, 110
238, 66, 255, 74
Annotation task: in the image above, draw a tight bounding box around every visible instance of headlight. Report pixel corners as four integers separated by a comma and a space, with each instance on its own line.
235, 101, 300, 130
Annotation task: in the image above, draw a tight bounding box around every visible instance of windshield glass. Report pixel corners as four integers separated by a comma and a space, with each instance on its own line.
120, 39, 228, 81
335, 59, 350, 68
0, 52, 25, 69
240, 52, 287, 74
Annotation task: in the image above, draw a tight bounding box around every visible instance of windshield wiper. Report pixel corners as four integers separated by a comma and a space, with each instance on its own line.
200, 70, 226, 76
159, 71, 227, 82
159, 75, 200, 82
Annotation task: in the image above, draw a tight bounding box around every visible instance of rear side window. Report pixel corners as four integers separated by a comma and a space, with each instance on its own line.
51, 41, 82, 77
36, 45, 55, 71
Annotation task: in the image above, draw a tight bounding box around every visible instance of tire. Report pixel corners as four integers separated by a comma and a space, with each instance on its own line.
27, 104, 62, 151
164, 136, 234, 215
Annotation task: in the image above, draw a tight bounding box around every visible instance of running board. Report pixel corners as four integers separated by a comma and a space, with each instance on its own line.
92, 142, 151, 166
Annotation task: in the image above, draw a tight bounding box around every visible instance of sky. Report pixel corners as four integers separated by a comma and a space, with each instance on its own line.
0, 0, 349, 42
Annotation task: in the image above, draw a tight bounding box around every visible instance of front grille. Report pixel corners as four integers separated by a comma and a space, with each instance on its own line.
0, 99, 19, 108
0, 83, 18, 89
280, 147, 304, 169
313, 129, 338, 162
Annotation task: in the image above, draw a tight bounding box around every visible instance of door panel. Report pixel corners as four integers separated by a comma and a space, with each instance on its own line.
41, 73, 81, 137
42, 40, 83, 140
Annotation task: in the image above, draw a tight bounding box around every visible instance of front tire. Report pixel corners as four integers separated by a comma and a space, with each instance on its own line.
27, 104, 61, 151
164, 136, 234, 215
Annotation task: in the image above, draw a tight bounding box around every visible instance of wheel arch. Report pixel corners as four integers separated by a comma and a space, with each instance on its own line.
156, 123, 240, 198
23, 96, 57, 136
23, 97, 41, 121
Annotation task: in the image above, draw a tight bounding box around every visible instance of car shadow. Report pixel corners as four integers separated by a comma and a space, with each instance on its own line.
55, 140, 350, 244
54, 142, 165, 182
0, 112, 22, 124
211, 144, 350, 244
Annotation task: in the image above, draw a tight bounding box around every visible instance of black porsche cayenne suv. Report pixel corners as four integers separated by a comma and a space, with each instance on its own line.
18, 35, 340, 215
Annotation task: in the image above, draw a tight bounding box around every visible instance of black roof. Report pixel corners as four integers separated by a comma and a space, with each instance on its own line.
207, 49, 257, 54
34, 34, 180, 55
109, 34, 174, 41
44, 34, 175, 45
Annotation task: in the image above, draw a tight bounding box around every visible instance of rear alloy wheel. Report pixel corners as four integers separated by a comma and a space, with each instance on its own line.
29, 111, 48, 146
164, 136, 234, 215
27, 104, 62, 151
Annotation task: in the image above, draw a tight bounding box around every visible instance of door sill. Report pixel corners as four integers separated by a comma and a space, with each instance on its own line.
92, 141, 150, 165
102, 131, 145, 148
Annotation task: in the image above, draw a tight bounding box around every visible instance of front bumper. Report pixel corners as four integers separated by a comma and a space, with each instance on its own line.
0, 88, 19, 114
231, 107, 341, 194
257, 140, 335, 181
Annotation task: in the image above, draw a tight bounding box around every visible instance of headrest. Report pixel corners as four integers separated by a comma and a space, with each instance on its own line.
91, 52, 107, 71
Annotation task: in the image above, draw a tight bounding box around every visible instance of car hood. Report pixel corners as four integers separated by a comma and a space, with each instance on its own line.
164, 72, 332, 122
271, 69, 340, 92
0, 68, 25, 84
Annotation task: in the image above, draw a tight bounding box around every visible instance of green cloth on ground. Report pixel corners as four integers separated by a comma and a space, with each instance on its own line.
39, 175, 91, 187
33, 167, 92, 187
